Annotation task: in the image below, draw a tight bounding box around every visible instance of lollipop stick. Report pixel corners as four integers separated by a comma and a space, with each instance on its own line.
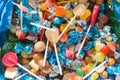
83, 60, 107, 79
56, 15, 76, 42
30, 23, 55, 31
9, 58, 41, 80
43, 40, 49, 66
76, 26, 91, 57
53, 43, 62, 75
14, 73, 27, 80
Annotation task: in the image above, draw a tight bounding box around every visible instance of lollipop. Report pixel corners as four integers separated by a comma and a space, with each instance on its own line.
76, 5, 100, 58
44, 27, 62, 75
56, 4, 87, 42
2, 52, 41, 80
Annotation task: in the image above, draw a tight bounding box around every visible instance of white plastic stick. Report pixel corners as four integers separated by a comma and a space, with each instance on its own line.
76, 26, 91, 57
53, 43, 62, 75
56, 15, 76, 42
30, 23, 55, 31
9, 58, 41, 80
43, 40, 49, 66
20, 2, 23, 29
14, 73, 27, 80
83, 60, 107, 79
12, 2, 19, 6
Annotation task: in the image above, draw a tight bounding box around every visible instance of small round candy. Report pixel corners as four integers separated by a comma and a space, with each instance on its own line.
94, 51, 105, 62
45, 27, 59, 42
87, 63, 94, 71
102, 45, 110, 55
60, 23, 71, 32
66, 50, 74, 59
90, 72, 99, 80
76, 68, 84, 77
95, 41, 103, 51
107, 58, 115, 66
33, 53, 44, 63
98, 15, 108, 24
85, 56, 92, 64
34, 41, 46, 52
60, 33, 68, 43
2, 52, 18, 67
100, 71, 108, 79
81, 67, 89, 75
30, 68, 38, 75
65, 10, 74, 19
63, 73, 71, 80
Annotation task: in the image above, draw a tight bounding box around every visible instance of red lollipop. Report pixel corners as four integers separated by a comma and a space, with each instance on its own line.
2, 52, 18, 67
2, 52, 41, 79
102, 45, 110, 55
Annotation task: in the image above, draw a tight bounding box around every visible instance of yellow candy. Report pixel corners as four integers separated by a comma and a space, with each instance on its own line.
117, 0, 120, 3
95, 41, 103, 51
87, 63, 94, 72
94, 51, 105, 62
65, 10, 74, 19
90, 72, 99, 80
80, 9, 91, 20
60, 23, 71, 32
41, 3, 48, 11
106, 36, 112, 42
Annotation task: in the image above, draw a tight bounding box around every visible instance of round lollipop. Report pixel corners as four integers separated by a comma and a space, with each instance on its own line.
56, 4, 87, 42
2, 52, 41, 80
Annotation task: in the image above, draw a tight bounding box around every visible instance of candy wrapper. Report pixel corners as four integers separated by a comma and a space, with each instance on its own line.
0, 0, 120, 80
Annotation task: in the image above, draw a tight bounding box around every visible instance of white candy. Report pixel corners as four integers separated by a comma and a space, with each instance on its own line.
5, 67, 18, 79
29, 59, 39, 71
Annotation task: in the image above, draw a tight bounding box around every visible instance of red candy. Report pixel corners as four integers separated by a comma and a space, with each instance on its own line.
66, 50, 74, 59
2, 52, 18, 67
102, 45, 110, 54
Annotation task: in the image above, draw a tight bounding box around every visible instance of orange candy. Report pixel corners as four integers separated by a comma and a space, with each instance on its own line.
55, 7, 66, 17
60, 33, 68, 43
107, 58, 115, 66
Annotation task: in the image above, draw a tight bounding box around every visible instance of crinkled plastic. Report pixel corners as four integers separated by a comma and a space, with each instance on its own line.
112, 0, 120, 22
0, 0, 15, 33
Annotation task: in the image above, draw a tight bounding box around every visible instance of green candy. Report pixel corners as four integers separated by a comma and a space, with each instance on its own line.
21, 51, 27, 58
76, 68, 84, 77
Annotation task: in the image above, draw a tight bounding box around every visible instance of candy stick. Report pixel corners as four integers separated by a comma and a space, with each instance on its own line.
14, 73, 27, 80
56, 15, 76, 42
8, 57, 41, 80
76, 5, 100, 58
43, 40, 49, 66
30, 23, 55, 32
83, 60, 107, 79
12, 2, 27, 12
53, 43, 62, 75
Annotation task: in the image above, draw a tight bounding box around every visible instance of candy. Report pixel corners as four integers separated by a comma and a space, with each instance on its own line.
33, 53, 44, 63
34, 41, 46, 52
60, 33, 68, 43
45, 27, 59, 42
29, 59, 40, 71
30, 68, 38, 75
102, 45, 110, 54
90, 72, 99, 80
100, 71, 108, 79
107, 58, 115, 66
2, 52, 18, 67
5, 67, 18, 79
63, 73, 70, 80
55, 7, 66, 17
94, 51, 105, 62
60, 23, 70, 32
76, 68, 84, 77
96, 0, 104, 5
116, 75, 120, 80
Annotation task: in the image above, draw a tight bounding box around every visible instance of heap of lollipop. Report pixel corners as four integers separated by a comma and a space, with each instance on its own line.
1, 0, 120, 80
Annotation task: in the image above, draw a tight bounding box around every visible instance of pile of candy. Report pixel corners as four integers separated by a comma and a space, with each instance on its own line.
1, 0, 120, 80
